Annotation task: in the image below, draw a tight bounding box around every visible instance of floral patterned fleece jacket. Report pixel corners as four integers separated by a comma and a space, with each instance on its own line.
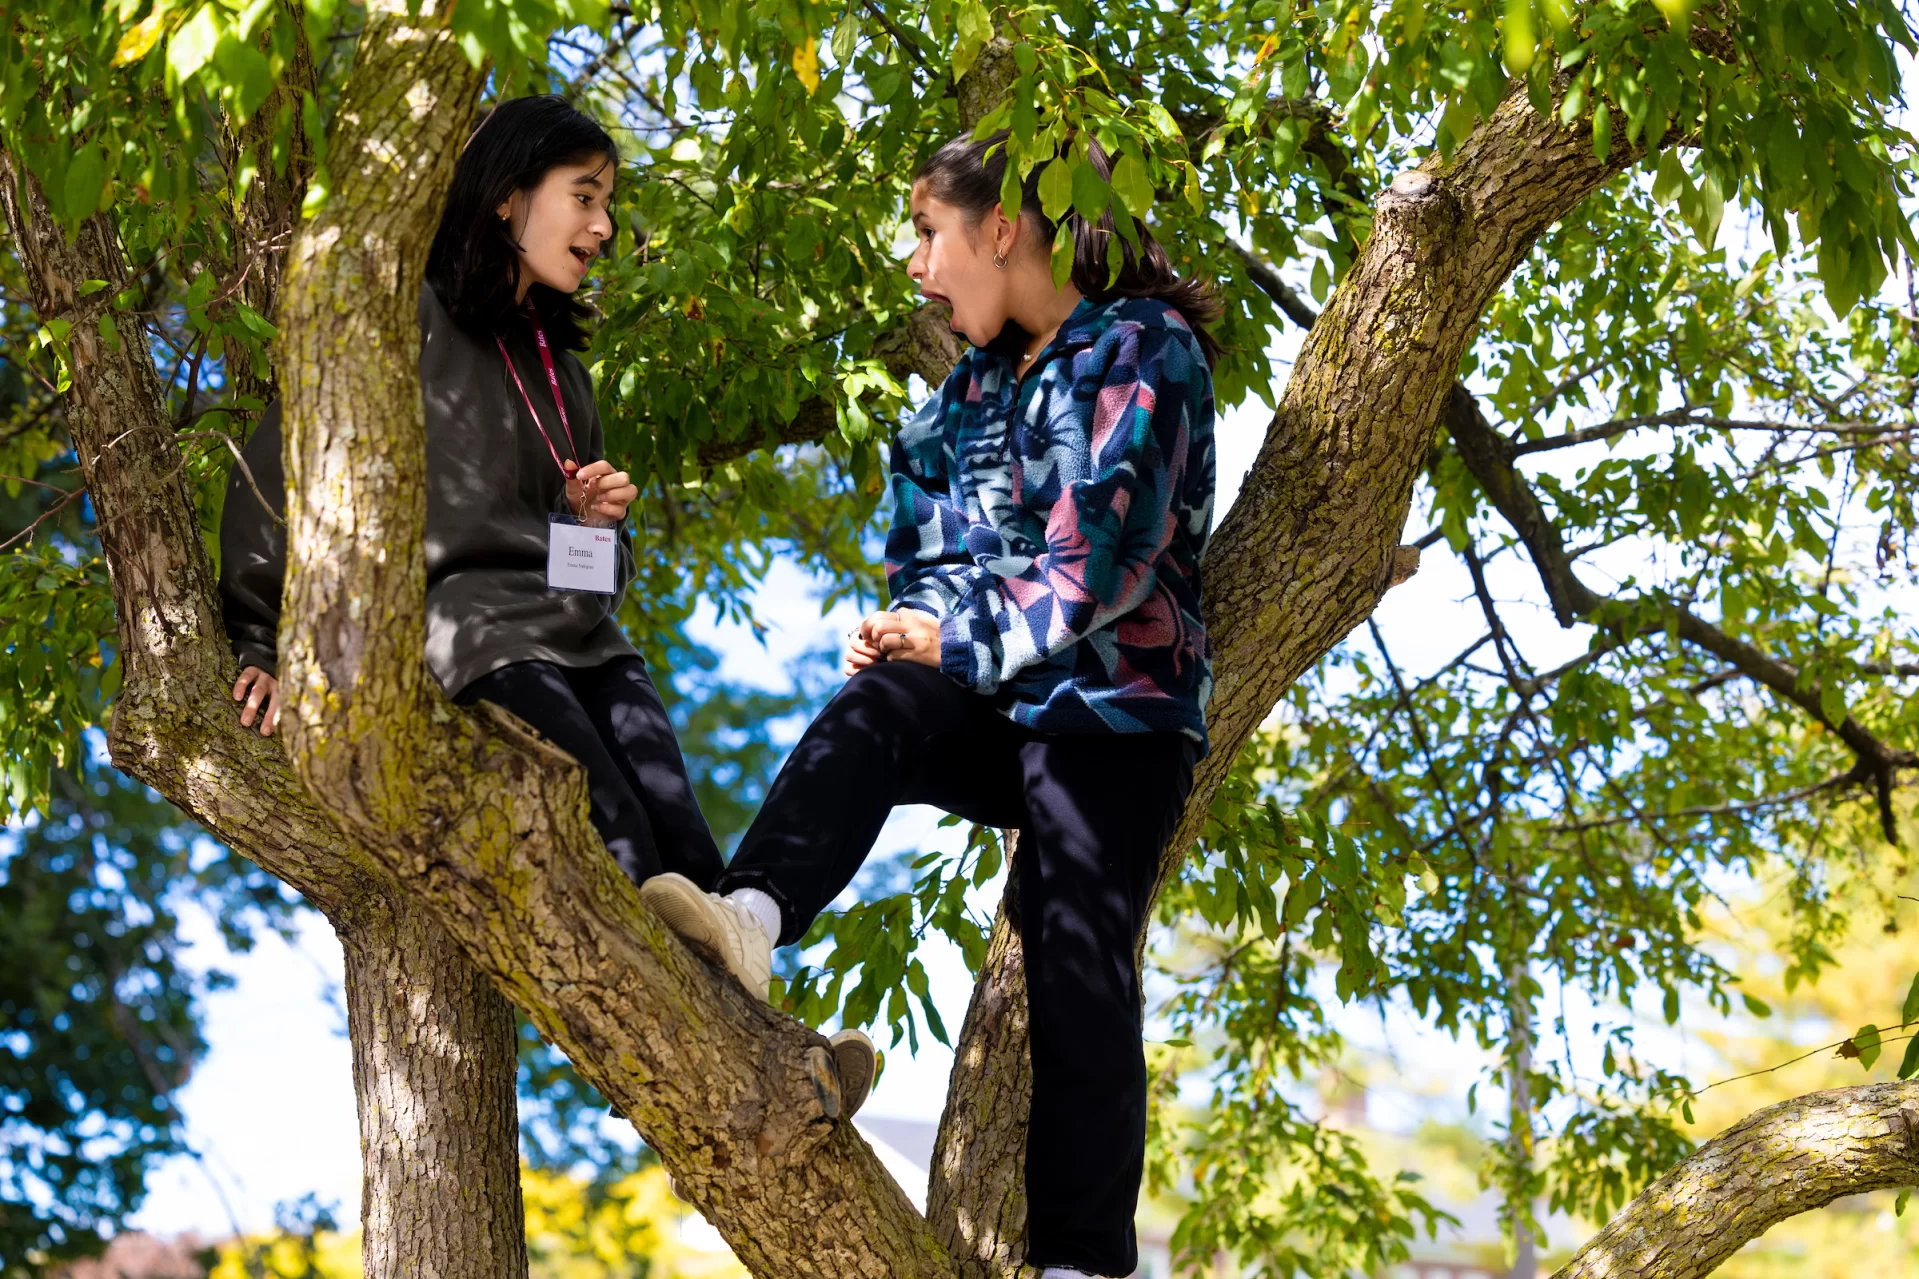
885, 294, 1217, 751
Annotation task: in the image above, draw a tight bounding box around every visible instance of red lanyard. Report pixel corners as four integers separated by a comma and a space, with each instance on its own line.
496, 316, 579, 477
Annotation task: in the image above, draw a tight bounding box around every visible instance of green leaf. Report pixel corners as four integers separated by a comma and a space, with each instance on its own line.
1901, 972, 1919, 1026
1682, 1097, 1694, 1124
1036, 157, 1072, 221
999, 160, 1023, 225
1854, 1023, 1882, 1070
1651, 150, 1687, 206
213, 34, 274, 121
166, 3, 223, 83
1898, 1189, 1911, 1218
1592, 101, 1612, 163
1070, 158, 1110, 221
1049, 219, 1073, 290
1280, 56, 1307, 101
1110, 152, 1153, 219
950, 0, 993, 82
1898, 1034, 1919, 1081
62, 144, 107, 221
1503, 0, 1538, 74
829, 11, 858, 64
1740, 992, 1772, 1017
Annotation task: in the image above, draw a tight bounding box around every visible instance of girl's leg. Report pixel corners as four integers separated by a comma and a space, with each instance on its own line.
1015, 731, 1198, 1279
717, 660, 1022, 946
569, 656, 724, 890
454, 660, 666, 886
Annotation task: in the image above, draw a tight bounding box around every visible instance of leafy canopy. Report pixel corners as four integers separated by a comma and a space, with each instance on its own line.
0, 0, 1914, 1273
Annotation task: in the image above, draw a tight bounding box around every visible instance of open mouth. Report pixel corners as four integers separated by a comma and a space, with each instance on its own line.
569, 246, 594, 268
921, 290, 951, 307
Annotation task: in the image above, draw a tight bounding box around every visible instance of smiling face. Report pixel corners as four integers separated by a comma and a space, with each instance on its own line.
906, 179, 1026, 347
497, 155, 615, 298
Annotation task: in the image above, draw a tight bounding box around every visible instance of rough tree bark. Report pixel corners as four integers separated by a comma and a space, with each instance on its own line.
0, 81, 529, 1279
341, 891, 528, 1275
1552, 1084, 1919, 1279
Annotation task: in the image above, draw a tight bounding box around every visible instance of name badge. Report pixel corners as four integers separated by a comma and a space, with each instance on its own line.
547, 515, 617, 593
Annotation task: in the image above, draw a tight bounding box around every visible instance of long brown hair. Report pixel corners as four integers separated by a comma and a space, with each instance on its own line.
914, 131, 1222, 366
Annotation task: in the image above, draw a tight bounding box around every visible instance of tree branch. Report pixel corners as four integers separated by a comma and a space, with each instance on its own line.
1445, 383, 1917, 841
1509, 407, 1917, 457
1552, 1084, 1919, 1279
692, 304, 963, 469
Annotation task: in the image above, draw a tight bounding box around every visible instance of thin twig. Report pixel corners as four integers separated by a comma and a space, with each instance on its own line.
189, 429, 285, 527
0, 485, 87, 552
1550, 765, 1870, 833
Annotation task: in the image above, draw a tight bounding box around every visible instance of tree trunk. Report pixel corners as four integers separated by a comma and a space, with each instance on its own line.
0, 113, 526, 1279
1506, 956, 1536, 1279
342, 890, 527, 1276
273, 6, 947, 1274
1552, 1083, 1919, 1279
927, 885, 1031, 1279
930, 80, 1640, 1270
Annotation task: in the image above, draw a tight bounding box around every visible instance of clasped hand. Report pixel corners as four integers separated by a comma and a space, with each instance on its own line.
843, 608, 940, 676
565, 458, 638, 526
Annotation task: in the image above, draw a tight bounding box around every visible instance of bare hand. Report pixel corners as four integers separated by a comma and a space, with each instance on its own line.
857, 608, 941, 669
233, 665, 282, 737
842, 623, 885, 676
569, 458, 637, 527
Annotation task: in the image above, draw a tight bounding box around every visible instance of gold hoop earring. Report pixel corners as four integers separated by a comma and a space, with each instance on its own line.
993, 248, 1008, 269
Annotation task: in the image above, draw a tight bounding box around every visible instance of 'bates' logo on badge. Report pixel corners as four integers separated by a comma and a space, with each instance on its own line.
547, 517, 617, 593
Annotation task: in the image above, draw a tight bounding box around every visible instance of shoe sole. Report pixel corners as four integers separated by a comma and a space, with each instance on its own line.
640, 873, 728, 965
831, 1029, 876, 1118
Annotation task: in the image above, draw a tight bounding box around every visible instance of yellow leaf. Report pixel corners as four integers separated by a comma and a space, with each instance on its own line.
114, 11, 167, 65
792, 36, 820, 92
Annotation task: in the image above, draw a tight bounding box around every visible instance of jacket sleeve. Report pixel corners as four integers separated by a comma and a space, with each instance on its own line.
218, 403, 288, 676
882, 375, 978, 618
937, 323, 1208, 696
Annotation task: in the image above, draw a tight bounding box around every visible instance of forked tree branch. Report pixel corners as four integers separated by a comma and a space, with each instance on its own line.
1231, 231, 1916, 844
1443, 386, 1917, 841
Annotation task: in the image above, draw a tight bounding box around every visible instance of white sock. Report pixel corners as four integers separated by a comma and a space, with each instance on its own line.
725, 887, 781, 947
1039, 1269, 1098, 1279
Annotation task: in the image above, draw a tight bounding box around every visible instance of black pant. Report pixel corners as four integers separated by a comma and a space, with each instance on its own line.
719, 662, 1197, 1276
456, 657, 723, 890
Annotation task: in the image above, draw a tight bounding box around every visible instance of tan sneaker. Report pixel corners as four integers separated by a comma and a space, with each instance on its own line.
829, 1029, 877, 1118
640, 874, 772, 1001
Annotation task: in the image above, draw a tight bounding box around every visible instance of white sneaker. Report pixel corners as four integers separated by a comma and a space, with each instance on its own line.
640, 873, 772, 1001
830, 1029, 877, 1119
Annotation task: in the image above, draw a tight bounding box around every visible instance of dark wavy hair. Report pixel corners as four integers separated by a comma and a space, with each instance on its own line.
426, 95, 618, 351
914, 131, 1222, 366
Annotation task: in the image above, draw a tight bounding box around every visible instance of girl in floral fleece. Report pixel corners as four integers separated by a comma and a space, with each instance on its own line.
643, 130, 1218, 1279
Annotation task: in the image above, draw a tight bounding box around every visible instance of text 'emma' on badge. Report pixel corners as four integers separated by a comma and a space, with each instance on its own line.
547, 515, 618, 593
